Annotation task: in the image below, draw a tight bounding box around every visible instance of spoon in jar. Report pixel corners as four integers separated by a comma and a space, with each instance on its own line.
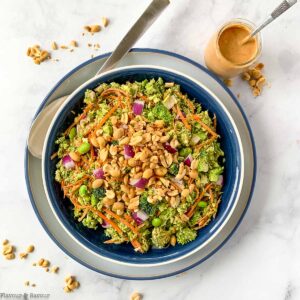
28, 0, 170, 159
242, 0, 297, 44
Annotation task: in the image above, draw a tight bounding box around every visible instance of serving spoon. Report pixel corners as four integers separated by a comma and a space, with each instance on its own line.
28, 0, 170, 159
242, 0, 297, 44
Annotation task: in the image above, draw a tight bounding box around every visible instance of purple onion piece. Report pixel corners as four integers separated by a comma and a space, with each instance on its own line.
184, 154, 192, 167
130, 178, 149, 189
216, 175, 224, 186
93, 168, 105, 179
132, 210, 148, 225
101, 219, 110, 228
124, 145, 135, 159
132, 100, 145, 115
163, 143, 177, 154
62, 155, 75, 169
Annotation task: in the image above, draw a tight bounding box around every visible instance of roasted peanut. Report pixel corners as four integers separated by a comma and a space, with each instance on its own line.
142, 169, 153, 179
154, 167, 168, 177
112, 202, 124, 212
69, 151, 80, 162
113, 127, 124, 139
96, 136, 106, 149
92, 179, 103, 189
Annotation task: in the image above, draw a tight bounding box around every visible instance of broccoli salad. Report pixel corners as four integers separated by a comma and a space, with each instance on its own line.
54, 78, 224, 253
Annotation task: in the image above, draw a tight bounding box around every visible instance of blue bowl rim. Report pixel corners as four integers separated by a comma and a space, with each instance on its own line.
24, 48, 257, 280
42, 65, 244, 266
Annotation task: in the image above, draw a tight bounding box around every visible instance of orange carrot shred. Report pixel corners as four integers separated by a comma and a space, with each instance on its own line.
186, 183, 212, 218
193, 115, 217, 137
176, 105, 191, 130
103, 208, 139, 235
91, 208, 123, 235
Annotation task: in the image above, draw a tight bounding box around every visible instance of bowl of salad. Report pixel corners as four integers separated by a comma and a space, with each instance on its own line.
42, 65, 243, 266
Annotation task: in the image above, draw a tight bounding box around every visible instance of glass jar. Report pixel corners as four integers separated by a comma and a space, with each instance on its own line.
204, 18, 262, 79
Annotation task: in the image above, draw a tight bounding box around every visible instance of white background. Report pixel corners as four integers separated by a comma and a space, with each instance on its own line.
0, 0, 300, 299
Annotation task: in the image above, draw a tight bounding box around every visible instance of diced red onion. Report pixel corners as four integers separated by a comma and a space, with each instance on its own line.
216, 175, 224, 186
132, 100, 144, 115
130, 178, 149, 189
163, 143, 177, 153
191, 134, 201, 145
132, 210, 149, 225
184, 154, 193, 167
124, 145, 135, 159
62, 155, 75, 169
101, 219, 110, 228
93, 168, 105, 179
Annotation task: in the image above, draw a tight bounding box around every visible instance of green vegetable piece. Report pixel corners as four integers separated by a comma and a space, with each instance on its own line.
197, 157, 209, 173
92, 187, 106, 199
168, 163, 179, 176
68, 127, 76, 140
111, 140, 119, 146
79, 185, 88, 197
103, 123, 113, 136
152, 218, 162, 227
77, 142, 90, 154
176, 227, 197, 245
146, 102, 173, 124
209, 167, 224, 182
151, 227, 171, 248
179, 147, 192, 157
91, 194, 98, 206
198, 201, 208, 208
139, 193, 157, 216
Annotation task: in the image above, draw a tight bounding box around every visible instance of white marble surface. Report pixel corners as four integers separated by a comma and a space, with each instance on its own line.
1, 0, 300, 299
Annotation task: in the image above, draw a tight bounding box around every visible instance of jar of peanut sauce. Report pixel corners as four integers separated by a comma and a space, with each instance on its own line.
204, 19, 262, 79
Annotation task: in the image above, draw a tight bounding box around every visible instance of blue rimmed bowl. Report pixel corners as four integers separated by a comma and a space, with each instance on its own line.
42, 65, 244, 266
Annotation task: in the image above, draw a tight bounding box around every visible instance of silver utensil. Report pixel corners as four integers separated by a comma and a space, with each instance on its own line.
242, 0, 297, 44
28, 0, 170, 159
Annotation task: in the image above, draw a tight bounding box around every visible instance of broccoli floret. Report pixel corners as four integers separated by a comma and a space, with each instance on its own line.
139, 193, 157, 216
209, 167, 224, 182
176, 227, 197, 245
81, 211, 99, 229
92, 187, 106, 200
151, 227, 171, 248
197, 156, 209, 173
168, 163, 179, 176
102, 123, 112, 136
111, 140, 119, 146
145, 102, 173, 124
84, 89, 96, 104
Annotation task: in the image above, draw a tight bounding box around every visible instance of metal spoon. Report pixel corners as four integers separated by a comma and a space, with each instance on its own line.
28, 0, 170, 159
242, 0, 297, 44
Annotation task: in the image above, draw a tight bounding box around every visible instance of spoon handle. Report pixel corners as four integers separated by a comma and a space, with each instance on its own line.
248, 0, 297, 40
95, 0, 170, 76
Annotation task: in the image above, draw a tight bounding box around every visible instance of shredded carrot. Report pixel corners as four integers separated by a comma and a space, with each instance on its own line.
124, 214, 135, 224
103, 208, 139, 235
175, 91, 195, 113
209, 186, 214, 203
92, 101, 120, 135
131, 239, 143, 252
50, 152, 58, 160
91, 208, 123, 235
176, 105, 191, 130
213, 114, 217, 131
193, 115, 217, 137
186, 183, 212, 218
196, 135, 217, 151
78, 207, 89, 222
64, 103, 94, 136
